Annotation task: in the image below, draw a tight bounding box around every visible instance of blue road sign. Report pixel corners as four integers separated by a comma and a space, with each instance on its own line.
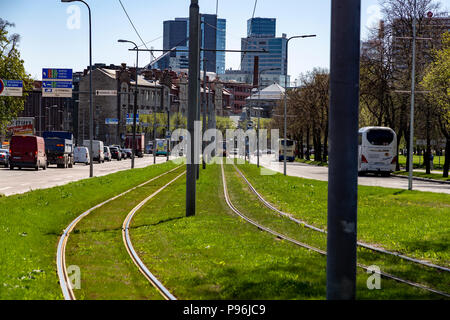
42, 68, 73, 80
43, 81, 73, 89
3, 80, 23, 87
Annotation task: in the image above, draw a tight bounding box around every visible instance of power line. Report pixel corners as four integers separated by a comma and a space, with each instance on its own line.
118, 0, 155, 60
240, 0, 259, 71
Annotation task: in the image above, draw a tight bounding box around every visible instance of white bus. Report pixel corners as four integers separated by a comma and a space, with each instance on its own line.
358, 127, 397, 176
278, 139, 296, 162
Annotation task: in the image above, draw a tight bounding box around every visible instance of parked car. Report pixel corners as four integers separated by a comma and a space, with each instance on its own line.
83, 140, 104, 163
109, 146, 122, 161
103, 146, 112, 162
9, 135, 47, 170
123, 148, 132, 158
117, 147, 126, 159
73, 146, 90, 165
0, 148, 9, 168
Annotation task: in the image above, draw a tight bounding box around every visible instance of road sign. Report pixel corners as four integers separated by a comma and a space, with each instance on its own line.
42, 69, 73, 80
96, 90, 117, 96
0, 79, 23, 97
42, 68, 72, 97
105, 118, 119, 125
126, 113, 139, 125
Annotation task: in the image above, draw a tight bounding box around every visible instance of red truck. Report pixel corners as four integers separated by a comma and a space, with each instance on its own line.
125, 133, 145, 158
9, 135, 47, 170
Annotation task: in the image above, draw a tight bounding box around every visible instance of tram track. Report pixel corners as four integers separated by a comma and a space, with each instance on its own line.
122, 171, 185, 300
232, 164, 450, 273
56, 165, 182, 300
221, 163, 450, 298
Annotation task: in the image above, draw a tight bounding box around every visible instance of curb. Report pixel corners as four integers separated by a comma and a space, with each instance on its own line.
392, 173, 450, 185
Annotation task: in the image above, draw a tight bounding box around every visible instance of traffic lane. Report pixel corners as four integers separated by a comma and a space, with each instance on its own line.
0, 155, 173, 196
250, 155, 450, 194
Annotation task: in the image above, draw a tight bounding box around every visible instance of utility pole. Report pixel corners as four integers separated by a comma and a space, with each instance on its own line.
202, 58, 207, 169
408, 0, 417, 190
167, 88, 170, 162
153, 77, 157, 165
186, 0, 200, 217
327, 0, 360, 300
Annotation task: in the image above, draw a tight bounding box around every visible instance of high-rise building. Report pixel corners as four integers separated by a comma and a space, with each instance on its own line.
241, 18, 288, 87
247, 17, 276, 38
153, 14, 226, 74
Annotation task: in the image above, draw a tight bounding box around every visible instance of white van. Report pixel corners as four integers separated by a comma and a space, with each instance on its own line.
74, 146, 90, 165
83, 140, 105, 163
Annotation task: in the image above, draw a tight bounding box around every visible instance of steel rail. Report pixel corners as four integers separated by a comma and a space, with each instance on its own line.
233, 164, 450, 273
56, 165, 182, 300
221, 163, 450, 298
122, 171, 186, 301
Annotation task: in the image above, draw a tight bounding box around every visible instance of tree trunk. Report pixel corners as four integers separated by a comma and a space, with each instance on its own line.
395, 130, 402, 171
323, 121, 329, 162
299, 130, 304, 159
306, 126, 311, 160
425, 108, 431, 174
443, 138, 449, 178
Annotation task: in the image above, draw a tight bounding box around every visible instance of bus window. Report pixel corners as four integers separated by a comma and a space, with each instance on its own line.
366, 129, 394, 146
280, 140, 294, 146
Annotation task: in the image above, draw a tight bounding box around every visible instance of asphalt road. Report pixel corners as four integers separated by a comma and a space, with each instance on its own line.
0, 155, 172, 196
248, 155, 450, 194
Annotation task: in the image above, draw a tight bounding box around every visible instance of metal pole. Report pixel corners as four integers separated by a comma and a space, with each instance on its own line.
284, 40, 288, 175
132, 42, 138, 169
327, 0, 360, 300
202, 58, 207, 169
408, 0, 417, 190
186, 0, 200, 217
153, 79, 157, 165
39, 95, 42, 136
86, 1, 93, 178
167, 90, 170, 162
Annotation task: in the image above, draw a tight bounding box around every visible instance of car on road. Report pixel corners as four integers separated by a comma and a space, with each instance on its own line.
83, 140, 104, 163
9, 135, 47, 170
103, 146, 112, 162
0, 148, 9, 168
109, 146, 122, 161
123, 148, 132, 158
73, 146, 90, 165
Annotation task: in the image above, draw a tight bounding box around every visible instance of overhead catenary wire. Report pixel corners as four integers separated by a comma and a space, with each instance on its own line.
118, 0, 155, 61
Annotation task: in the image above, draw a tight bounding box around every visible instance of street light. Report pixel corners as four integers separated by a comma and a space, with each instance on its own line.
283, 34, 316, 175
61, 0, 94, 178
118, 39, 139, 169
258, 67, 281, 168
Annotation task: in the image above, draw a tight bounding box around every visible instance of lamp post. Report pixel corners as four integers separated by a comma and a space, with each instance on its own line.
408, 0, 417, 190
258, 67, 281, 167
118, 39, 139, 169
283, 34, 316, 175
61, 0, 93, 177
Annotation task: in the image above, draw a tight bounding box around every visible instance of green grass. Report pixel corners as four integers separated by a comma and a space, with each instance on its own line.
398, 155, 446, 170
0, 160, 178, 299
295, 158, 328, 166
224, 164, 450, 295
65, 166, 185, 300
236, 163, 450, 268
393, 170, 450, 182
127, 163, 441, 299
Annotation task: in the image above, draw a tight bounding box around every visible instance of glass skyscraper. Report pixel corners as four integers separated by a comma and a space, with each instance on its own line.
247, 18, 276, 38
241, 18, 287, 86
157, 15, 226, 74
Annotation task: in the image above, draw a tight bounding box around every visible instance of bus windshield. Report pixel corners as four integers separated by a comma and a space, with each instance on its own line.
280, 140, 294, 147
366, 129, 394, 146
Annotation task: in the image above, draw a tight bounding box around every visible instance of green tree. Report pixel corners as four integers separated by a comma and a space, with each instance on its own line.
421, 31, 450, 177
0, 19, 32, 133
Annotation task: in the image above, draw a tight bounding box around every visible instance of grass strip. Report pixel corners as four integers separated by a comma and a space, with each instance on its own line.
236, 163, 450, 267
0, 160, 178, 299
65, 166, 185, 300
128, 164, 438, 299
225, 164, 449, 296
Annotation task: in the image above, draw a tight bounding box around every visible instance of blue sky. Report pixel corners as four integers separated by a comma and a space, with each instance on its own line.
1, 0, 447, 81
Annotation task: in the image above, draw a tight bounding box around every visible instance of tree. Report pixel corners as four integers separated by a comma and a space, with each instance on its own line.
421, 31, 450, 177
0, 19, 32, 133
